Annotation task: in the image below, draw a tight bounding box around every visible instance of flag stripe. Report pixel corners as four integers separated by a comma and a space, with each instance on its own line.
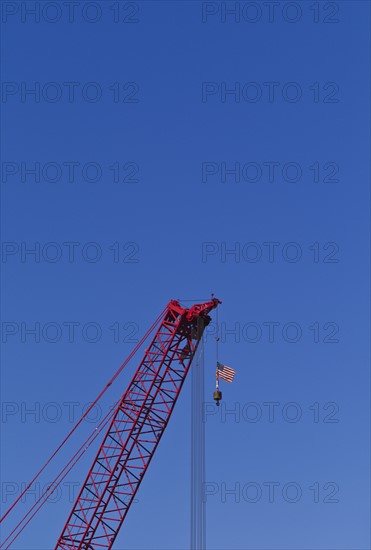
216, 362, 236, 383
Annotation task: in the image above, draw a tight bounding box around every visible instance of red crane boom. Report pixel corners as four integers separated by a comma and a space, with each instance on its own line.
55, 298, 221, 549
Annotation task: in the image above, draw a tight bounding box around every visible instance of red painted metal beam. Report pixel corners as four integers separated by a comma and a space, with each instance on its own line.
55, 298, 220, 550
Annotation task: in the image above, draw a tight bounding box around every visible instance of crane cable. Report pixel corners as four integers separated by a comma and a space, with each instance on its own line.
215, 306, 220, 390
1, 400, 120, 549
0, 305, 167, 530
190, 342, 206, 550
0, 306, 167, 548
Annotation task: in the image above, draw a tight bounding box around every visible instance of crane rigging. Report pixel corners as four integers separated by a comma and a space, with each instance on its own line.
55, 297, 221, 549
1, 298, 221, 549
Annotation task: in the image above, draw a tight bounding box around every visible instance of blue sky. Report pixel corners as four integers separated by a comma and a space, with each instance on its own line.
1, 1, 370, 549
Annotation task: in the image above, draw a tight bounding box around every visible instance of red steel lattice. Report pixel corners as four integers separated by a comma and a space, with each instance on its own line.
55, 298, 220, 550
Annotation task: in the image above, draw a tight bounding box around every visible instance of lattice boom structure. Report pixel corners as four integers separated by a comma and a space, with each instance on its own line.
55, 298, 220, 550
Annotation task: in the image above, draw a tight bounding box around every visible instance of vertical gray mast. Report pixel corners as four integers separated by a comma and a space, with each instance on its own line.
190, 343, 206, 550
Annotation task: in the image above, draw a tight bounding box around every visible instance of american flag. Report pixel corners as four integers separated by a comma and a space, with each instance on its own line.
216, 362, 236, 383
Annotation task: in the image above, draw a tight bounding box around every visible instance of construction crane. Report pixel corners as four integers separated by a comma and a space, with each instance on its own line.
53, 297, 221, 549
